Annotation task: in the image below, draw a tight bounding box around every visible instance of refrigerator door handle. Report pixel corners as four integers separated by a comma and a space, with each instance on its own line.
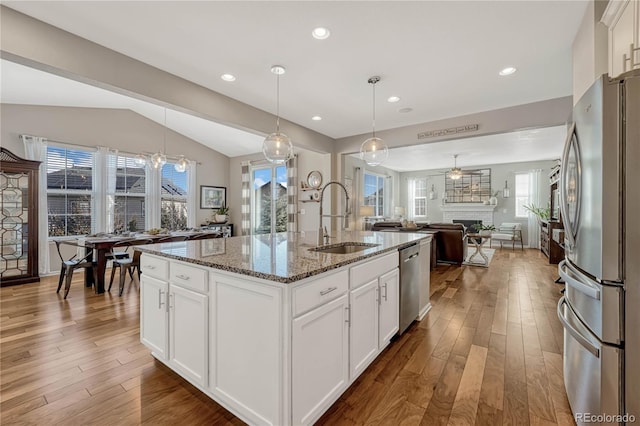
558, 260, 600, 300
559, 122, 581, 249
557, 296, 600, 358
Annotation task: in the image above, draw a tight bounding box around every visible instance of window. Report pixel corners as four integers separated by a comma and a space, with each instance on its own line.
408, 178, 427, 218
251, 164, 287, 234
114, 155, 146, 233
515, 173, 530, 217
364, 173, 386, 217
161, 162, 188, 230
46, 146, 94, 236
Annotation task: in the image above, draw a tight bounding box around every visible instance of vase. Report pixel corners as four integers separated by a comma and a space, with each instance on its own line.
480, 230, 491, 236
214, 214, 227, 223
489, 196, 498, 205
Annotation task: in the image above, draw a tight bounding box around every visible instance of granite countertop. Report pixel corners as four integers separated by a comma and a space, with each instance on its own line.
136, 230, 431, 284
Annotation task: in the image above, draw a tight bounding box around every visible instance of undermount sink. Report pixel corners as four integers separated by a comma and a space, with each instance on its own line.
309, 242, 379, 254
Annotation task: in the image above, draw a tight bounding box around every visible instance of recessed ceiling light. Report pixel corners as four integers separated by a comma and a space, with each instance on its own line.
399, 107, 413, 113
270, 65, 286, 75
221, 73, 236, 82
312, 27, 331, 40
387, 96, 401, 103
499, 67, 517, 76
311, 115, 322, 121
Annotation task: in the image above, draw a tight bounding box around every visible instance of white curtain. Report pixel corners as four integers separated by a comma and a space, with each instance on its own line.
240, 162, 251, 235
21, 135, 49, 275
528, 169, 543, 248
146, 164, 162, 229
407, 178, 416, 221
94, 147, 117, 233
187, 160, 197, 228
353, 166, 365, 229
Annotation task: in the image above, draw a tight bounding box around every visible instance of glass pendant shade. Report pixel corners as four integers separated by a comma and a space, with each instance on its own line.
503, 180, 510, 198
174, 156, 188, 172
151, 152, 166, 169
449, 169, 463, 180
360, 137, 388, 167
134, 153, 147, 166
263, 132, 293, 164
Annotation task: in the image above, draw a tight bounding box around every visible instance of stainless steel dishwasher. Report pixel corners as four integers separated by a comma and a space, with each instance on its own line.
398, 243, 420, 335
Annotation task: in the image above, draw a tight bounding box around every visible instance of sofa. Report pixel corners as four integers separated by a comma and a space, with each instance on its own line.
371, 222, 468, 266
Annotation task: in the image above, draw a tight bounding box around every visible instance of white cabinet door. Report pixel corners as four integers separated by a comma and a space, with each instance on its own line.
349, 279, 379, 380
292, 294, 349, 426
378, 269, 399, 347
169, 284, 208, 388
611, 0, 636, 76
140, 275, 168, 359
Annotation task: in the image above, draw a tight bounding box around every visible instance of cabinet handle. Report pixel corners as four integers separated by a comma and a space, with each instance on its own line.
158, 289, 165, 309
146, 265, 156, 270
169, 294, 174, 310
175, 274, 190, 281
320, 286, 337, 296
376, 286, 381, 305
345, 306, 350, 326
383, 282, 388, 301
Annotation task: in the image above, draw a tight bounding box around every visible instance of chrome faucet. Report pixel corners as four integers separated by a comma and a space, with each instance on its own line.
317, 181, 350, 246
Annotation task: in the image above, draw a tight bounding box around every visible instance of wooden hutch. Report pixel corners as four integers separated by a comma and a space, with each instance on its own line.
541, 164, 564, 264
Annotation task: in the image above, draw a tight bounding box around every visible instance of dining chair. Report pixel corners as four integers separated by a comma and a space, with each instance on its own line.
108, 238, 154, 296
54, 240, 97, 299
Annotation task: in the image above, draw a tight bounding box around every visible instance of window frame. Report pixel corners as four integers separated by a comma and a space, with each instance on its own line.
363, 171, 387, 217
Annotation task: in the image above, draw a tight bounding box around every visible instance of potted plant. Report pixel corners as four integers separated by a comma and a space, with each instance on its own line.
214, 204, 229, 223
523, 204, 550, 223
479, 224, 495, 236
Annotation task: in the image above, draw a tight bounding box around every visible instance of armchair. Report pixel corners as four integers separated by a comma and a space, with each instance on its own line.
491, 223, 523, 250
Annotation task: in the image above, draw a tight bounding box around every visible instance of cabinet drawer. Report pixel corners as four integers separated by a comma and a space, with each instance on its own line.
349, 252, 398, 289
170, 261, 208, 293
140, 254, 169, 281
293, 270, 348, 317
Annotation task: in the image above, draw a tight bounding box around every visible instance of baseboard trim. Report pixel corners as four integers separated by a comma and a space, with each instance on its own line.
417, 303, 432, 321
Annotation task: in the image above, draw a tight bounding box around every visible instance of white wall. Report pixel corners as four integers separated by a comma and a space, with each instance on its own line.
1, 104, 230, 227
398, 159, 557, 246
572, 0, 609, 103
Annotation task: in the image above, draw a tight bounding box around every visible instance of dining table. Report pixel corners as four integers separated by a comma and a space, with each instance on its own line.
82, 231, 222, 293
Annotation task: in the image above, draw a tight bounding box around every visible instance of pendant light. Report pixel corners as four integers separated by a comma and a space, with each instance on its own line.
429, 184, 437, 200
151, 108, 168, 169
360, 76, 388, 167
448, 154, 463, 180
503, 180, 510, 198
262, 65, 293, 164
174, 155, 188, 173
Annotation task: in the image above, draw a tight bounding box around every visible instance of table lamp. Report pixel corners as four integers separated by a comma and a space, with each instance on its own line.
360, 205, 375, 230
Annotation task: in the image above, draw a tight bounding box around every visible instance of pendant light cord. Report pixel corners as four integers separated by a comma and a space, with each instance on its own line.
372, 80, 376, 138
164, 108, 167, 154
276, 73, 280, 133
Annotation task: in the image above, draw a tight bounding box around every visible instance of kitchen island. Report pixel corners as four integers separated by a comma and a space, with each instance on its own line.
136, 230, 430, 425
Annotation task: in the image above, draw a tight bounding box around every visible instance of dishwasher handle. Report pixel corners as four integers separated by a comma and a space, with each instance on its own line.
403, 253, 419, 262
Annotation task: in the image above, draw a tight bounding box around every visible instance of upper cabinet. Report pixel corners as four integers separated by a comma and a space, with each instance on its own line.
602, 0, 640, 77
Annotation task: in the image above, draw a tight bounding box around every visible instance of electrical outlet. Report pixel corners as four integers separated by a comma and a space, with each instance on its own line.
300, 208, 305, 215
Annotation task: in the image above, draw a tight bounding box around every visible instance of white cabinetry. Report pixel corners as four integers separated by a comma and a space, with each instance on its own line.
140, 275, 168, 359
140, 255, 209, 388
348, 252, 399, 380
603, 0, 640, 77
292, 293, 349, 425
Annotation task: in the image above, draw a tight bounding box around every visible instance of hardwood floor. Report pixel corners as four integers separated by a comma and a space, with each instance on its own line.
0, 248, 574, 425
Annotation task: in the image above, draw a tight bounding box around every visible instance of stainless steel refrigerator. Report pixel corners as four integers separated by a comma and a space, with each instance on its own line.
557, 70, 639, 425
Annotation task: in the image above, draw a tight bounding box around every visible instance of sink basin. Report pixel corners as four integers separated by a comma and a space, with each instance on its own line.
309, 242, 379, 254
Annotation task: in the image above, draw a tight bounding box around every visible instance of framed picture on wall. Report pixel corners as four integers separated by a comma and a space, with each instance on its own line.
200, 186, 226, 209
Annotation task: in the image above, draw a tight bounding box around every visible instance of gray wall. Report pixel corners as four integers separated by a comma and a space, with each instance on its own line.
1, 104, 229, 227
398, 159, 557, 246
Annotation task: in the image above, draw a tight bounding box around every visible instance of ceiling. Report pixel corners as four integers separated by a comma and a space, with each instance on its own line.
3, 1, 588, 140
0, 59, 265, 157
359, 125, 567, 172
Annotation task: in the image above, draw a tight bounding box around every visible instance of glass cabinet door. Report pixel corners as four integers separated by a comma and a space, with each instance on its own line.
1, 172, 30, 279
